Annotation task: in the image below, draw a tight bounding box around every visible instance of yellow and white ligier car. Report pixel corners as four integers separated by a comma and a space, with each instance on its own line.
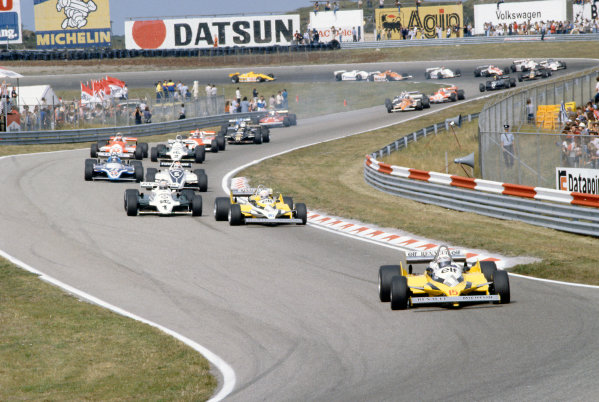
214, 185, 307, 225
378, 246, 510, 310
229, 71, 275, 83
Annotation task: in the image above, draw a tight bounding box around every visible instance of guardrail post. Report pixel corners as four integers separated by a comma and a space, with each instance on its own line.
403, 137, 408, 148
423, 127, 427, 137
394, 140, 399, 151
434, 124, 438, 134
413, 132, 417, 142
386, 145, 391, 155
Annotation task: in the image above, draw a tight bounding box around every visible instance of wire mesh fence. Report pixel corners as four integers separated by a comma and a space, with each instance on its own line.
478, 68, 599, 186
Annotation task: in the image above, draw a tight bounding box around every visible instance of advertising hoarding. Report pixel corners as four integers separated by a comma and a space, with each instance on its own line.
309, 10, 364, 42
0, 0, 22, 44
375, 5, 463, 40
573, 0, 599, 22
34, 0, 111, 49
474, 0, 567, 35
556, 167, 599, 194
125, 14, 301, 50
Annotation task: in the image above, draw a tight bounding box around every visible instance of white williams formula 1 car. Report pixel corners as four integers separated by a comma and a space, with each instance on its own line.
539, 59, 567, 71
424, 67, 461, 79
146, 161, 208, 192
150, 135, 205, 164
510, 59, 539, 72
334, 70, 372, 81
124, 181, 202, 216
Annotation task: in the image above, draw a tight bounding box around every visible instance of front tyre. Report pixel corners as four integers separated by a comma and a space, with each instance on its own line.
191, 195, 203, 216
492, 270, 510, 304
214, 197, 230, 221
229, 204, 244, 226
379, 265, 401, 302
390, 276, 409, 310
84, 159, 94, 181
125, 190, 139, 216
194, 146, 206, 163
294, 202, 307, 225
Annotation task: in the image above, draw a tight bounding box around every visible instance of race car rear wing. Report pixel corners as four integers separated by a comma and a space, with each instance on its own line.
141, 181, 179, 189
159, 161, 192, 168
97, 151, 132, 158
405, 249, 467, 264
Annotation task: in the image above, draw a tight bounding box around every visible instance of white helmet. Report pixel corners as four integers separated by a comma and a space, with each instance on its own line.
437, 256, 452, 269
158, 180, 169, 190
259, 189, 270, 199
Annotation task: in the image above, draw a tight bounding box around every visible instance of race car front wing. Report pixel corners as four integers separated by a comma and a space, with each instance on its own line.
410, 295, 500, 305
244, 218, 304, 224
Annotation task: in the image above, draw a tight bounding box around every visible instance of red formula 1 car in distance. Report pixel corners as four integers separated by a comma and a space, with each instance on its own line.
369, 70, 413, 82
186, 129, 226, 152
258, 110, 297, 127
473, 65, 510, 77
91, 134, 148, 160
429, 86, 466, 104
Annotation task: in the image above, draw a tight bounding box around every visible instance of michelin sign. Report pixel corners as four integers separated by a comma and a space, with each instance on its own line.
34, 0, 111, 49
0, 0, 22, 44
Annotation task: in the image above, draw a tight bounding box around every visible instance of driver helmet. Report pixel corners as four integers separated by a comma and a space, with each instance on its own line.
114, 134, 122, 141
158, 180, 169, 190
240, 121, 247, 128
437, 256, 452, 269
107, 152, 121, 163
173, 161, 182, 169
259, 189, 270, 200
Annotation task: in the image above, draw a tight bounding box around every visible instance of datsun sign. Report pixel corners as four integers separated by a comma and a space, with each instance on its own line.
125, 15, 300, 49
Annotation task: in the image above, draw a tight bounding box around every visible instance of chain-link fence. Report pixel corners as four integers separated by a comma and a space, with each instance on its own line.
478, 68, 599, 186
12, 95, 224, 132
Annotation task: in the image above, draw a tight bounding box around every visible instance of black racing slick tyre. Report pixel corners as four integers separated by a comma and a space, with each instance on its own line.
422, 96, 430, 109
214, 197, 230, 221
378, 265, 401, 302
425, 72, 431, 79
492, 270, 510, 304
390, 275, 409, 310
261, 129, 270, 143
518, 75, 523, 82
134, 164, 144, 182
124, 189, 138, 211
289, 114, 297, 125
356, 74, 362, 81
210, 140, 218, 153
146, 168, 157, 183
479, 83, 486, 92
385, 98, 393, 113
191, 195, 203, 216
450, 92, 457, 102
480, 261, 498, 282
84, 159, 94, 181
335, 73, 342, 81
125, 189, 139, 216
134, 146, 143, 160
283, 196, 293, 209
457, 89, 465, 100
510, 78, 517, 87
150, 147, 158, 162
140, 142, 149, 158
253, 132, 263, 144
294, 203, 307, 225
196, 172, 208, 192
194, 146, 205, 163
181, 189, 195, 204
454, 68, 461, 77
473, 69, 481, 77
217, 135, 226, 151
231, 75, 239, 83
229, 203, 244, 226
283, 117, 290, 127
90, 143, 98, 158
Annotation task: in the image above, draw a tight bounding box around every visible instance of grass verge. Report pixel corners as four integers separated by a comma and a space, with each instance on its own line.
0, 258, 216, 400
241, 100, 599, 285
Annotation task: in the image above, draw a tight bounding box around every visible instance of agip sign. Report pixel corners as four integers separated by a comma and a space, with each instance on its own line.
125, 15, 301, 49
375, 6, 463, 39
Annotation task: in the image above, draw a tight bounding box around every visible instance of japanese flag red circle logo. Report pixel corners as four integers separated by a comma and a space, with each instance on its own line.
132, 20, 167, 49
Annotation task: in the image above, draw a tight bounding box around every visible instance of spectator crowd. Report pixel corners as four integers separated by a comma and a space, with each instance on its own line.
225, 87, 289, 114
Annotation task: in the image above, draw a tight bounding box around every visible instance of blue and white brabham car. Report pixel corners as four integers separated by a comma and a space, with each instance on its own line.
84, 155, 144, 182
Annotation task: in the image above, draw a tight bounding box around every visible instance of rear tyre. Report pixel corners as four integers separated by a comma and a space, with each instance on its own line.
181, 189, 195, 203
283, 117, 290, 127
253, 132, 263, 144
214, 197, 231, 221
140, 142, 149, 158
283, 196, 293, 209
90, 144, 98, 158
356, 74, 362, 81
425, 72, 431, 79
294, 202, 307, 225
289, 114, 297, 125
390, 276, 409, 310
385, 98, 393, 113
422, 96, 430, 109
379, 265, 401, 302
210, 140, 219, 153
196, 173, 208, 192
150, 147, 158, 162
492, 270, 510, 304
191, 195, 203, 216
194, 146, 205, 163
450, 92, 457, 102
473, 69, 481, 77
335, 73, 342, 81
229, 203, 244, 226
84, 159, 94, 181
454, 68, 461, 76
146, 168, 157, 182
217, 135, 226, 151
479, 83, 486, 92
457, 89, 465, 100
261, 130, 270, 143
510, 78, 517, 87
125, 190, 139, 216
134, 146, 143, 160
480, 261, 498, 282
134, 164, 144, 182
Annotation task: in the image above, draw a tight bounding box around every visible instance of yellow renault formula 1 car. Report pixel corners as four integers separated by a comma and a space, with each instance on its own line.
378, 246, 510, 310
229, 72, 275, 83
213, 185, 307, 225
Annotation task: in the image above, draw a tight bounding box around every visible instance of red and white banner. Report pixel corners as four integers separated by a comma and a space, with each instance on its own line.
309, 10, 364, 43
81, 76, 125, 104
125, 14, 301, 50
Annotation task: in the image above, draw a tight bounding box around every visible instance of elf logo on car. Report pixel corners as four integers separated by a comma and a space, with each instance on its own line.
125, 15, 300, 50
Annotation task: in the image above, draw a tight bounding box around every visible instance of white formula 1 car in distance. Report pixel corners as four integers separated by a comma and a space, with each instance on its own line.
424, 67, 461, 79
334, 70, 372, 81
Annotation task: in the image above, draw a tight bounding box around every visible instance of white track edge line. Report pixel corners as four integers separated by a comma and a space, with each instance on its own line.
222, 108, 599, 290
0, 250, 235, 401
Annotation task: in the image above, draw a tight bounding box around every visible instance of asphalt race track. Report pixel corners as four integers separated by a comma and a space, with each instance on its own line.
3, 59, 599, 400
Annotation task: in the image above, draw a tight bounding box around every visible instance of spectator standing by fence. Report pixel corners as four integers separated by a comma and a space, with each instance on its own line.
143, 106, 152, 123
282, 89, 288, 109
134, 106, 142, 125
526, 99, 535, 124
179, 104, 186, 119
501, 124, 514, 168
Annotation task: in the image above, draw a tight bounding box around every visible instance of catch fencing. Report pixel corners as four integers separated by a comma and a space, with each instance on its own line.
14, 95, 225, 132
363, 113, 599, 237
0, 111, 263, 145
478, 67, 599, 187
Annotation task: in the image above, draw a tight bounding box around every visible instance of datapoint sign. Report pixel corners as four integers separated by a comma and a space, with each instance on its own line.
125, 15, 301, 49
34, 0, 111, 49
0, 0, 22, 44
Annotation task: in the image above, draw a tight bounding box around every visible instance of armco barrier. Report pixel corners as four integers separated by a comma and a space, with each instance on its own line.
0, 112, 265, 145
364, 114, 599, 237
